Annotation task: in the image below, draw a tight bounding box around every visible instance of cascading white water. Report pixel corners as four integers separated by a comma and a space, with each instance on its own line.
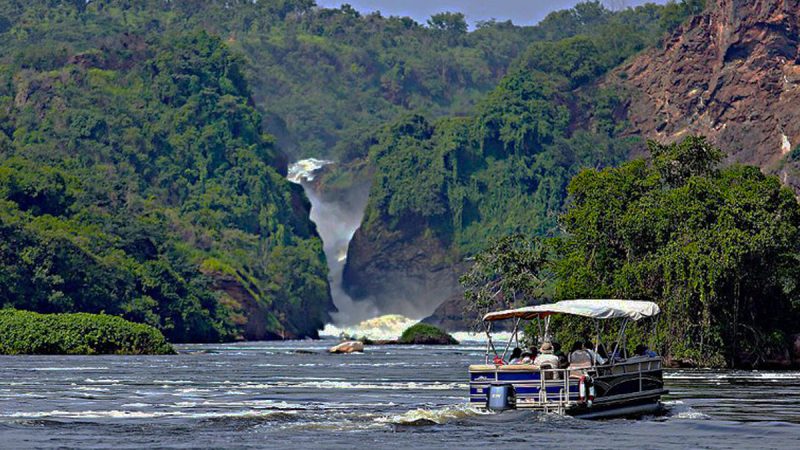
288, 159, 486, 339
287, 159, 381, 326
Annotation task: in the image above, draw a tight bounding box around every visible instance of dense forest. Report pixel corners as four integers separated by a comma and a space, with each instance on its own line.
464, 137, 800, 368
0, 26, 333, 341
0, 0, 543, 161
0, 0, 703, 341
0, 0, 566, 341
347, 0, 705, 300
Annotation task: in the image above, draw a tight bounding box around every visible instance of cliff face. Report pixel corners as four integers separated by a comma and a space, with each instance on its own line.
620, 0, 800, 184
342, 216, 465, 320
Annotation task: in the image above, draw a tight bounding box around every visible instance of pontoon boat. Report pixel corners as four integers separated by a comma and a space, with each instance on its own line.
469, 299, 667, 419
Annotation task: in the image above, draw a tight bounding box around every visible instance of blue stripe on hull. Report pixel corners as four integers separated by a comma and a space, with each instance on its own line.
470, 372, 544, 382
470, 384, 579, 396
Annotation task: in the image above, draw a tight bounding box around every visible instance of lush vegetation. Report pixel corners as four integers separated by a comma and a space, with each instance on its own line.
460, 234, 549, 329
0, 309, 175, 355
361, 1, 701, 258
0, 0, 712, 344
0, 0, 549, 161
0, 30, 332, 342
465, 137, 800, 368
398, 323, 458, 345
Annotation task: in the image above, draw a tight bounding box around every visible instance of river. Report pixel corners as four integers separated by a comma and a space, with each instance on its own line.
1, 341, 798, 449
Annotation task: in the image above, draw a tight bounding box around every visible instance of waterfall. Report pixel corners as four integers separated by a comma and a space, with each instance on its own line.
287, 159, 377, 326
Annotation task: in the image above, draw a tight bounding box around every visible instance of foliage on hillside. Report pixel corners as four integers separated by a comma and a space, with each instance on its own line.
362, 1, 701, 257
0, 0, 549, 161
466, 137, 800, 368
552, 136, 800, 367
0, 309, 175, 355
0, 31, 332, 342
460, 235, 550, 329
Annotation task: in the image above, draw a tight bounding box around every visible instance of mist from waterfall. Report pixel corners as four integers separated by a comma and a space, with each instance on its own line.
287, 159, 378, 326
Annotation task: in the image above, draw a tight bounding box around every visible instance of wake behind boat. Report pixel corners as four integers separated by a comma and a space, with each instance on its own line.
469, 299, 667, 419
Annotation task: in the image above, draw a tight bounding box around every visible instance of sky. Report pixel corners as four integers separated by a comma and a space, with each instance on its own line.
315, 1, 666, 28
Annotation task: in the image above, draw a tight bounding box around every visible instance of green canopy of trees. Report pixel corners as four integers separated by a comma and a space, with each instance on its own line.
464, 137, 800, 368
554, 137, 800, 367
0, 0, 549, 161
0, 31, 332, 342
361, 1, 698, 257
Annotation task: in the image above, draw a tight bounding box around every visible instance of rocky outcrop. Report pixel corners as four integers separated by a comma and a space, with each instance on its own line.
342, 214, 465, 320
203, 270, 281, 341
421, 292, 471, 331
329, 340, 364, 353
619, 0, 800, 186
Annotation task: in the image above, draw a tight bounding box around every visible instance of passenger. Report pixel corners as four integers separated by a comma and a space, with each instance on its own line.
596, 342, 608, 359
634, 344, 658, 358
584, 340, 607, 365
520, 351, 534, 364
524, 347, 538, 364
508, 347, 523, 364
533, 342, 560, 368
553, 342, 567, 367
568, 341, 592, 368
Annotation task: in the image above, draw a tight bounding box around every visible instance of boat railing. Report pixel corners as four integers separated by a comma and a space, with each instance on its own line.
470, 356, 664, 411
535, 367, 576, 414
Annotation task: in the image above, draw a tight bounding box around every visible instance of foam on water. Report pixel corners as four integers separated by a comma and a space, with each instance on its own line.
205, 380, 467, 391
379, 404, 491, 426
319, 313, 513, 343
2, 409, 300, 420
663, 400, 711, 420
665, 371, 800, 381
320, 314, 418, 340
286, 158, 333, 183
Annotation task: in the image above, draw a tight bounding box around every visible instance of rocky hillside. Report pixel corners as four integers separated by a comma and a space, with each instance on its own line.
619, 0, 800, 185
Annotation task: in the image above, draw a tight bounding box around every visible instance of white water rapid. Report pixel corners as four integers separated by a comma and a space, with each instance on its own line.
287, 159, 379, 326
288, 159, 496, 340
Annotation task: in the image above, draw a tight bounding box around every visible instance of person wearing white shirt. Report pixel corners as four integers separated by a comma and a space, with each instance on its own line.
533, 342, 560, 368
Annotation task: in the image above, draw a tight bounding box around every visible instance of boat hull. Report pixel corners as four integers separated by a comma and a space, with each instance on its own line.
469, 357, 667, 419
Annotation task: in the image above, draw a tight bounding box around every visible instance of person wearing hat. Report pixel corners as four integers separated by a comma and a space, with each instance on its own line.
533, 341, 560, 368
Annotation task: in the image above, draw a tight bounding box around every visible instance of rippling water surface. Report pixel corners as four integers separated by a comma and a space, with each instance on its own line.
1, 341, 798, 449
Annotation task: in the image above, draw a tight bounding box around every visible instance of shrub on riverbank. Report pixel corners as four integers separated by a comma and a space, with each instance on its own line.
0, 310, 175, 355
399, 323, 459, 345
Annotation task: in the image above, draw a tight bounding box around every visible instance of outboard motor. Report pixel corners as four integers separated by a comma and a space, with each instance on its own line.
487, 384, 516, 411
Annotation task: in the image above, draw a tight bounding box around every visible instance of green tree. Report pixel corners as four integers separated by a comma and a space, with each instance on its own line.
427, 12, 468, 34
460, 234, 550, 330
554, 137, 800, 367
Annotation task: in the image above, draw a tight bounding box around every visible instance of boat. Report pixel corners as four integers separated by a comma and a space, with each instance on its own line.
469, 299, 668, 419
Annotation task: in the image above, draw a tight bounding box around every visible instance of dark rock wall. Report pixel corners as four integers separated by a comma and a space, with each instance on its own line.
620, 0, 800, 186
342, 215, 465, 320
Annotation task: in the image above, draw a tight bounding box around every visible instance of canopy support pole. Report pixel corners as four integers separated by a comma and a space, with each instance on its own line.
611, 318, 630, 364
484, 321, 499, 363
501, 318, 521, 361
593, 320, 600, 368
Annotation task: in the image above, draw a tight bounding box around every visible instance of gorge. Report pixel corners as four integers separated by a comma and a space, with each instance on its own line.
287, 159, 379, 325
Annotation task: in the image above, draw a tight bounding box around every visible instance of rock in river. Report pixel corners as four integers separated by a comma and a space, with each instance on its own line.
329, 341, 364, 354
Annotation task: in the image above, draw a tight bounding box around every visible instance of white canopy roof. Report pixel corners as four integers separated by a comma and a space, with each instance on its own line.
482, 299, 660, 322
